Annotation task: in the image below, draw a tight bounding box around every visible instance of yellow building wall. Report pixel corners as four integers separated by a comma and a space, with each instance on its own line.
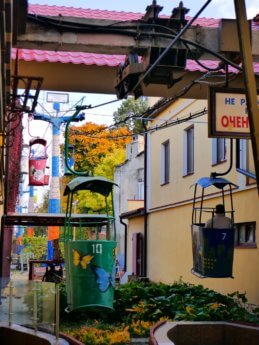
147, 98, 259, 304
149, 98, 238, 208
127, 200, 144, 211
148, 188, 259, 304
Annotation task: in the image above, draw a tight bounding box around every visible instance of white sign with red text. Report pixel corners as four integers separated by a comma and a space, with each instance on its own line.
209, 87, 259, 138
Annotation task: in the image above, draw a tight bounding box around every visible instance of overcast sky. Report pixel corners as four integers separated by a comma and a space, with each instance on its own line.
28, 0, 258, 19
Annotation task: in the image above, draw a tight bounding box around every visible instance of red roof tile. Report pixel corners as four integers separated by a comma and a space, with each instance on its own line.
13, 48, 259, 73
28, 3, 259, 30
12, 48, 125, 67
189, 60, 259, 73
28, 4, 143, 21
28, 4, 220, 27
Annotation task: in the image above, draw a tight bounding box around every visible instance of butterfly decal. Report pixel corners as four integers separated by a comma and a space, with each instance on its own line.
91, 264, 116, 292
72, 249, 93, 269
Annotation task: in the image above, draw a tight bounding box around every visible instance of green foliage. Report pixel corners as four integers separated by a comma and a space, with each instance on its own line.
113, 97, 148, 133
74, 149, 125, 214
22, 235, 47, 259
94, 148, 126, 180
31, 191, 49, 235
36, 191, 49, 213
60, 280, 259, 339
112, 280, 259, 324
77, 190, 109, 214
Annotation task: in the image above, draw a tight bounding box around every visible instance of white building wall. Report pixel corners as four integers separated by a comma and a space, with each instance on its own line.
114, 135, 145, 267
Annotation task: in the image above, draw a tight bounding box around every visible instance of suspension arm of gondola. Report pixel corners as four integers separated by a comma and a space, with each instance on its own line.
211, 139, 233, 179
64, 105, 90, 176
229, 184, 235, 224
199, 187, 205, 225
131, 0, 213, 96
192, 183, 197, 224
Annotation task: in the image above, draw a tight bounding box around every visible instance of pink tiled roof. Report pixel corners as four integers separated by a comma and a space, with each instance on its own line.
12, 48, 124, 67
187, 59, 259, 73
13, 48, 259, 73
28, 4, 144, 21
28, 4, 220, 27
28, 4, 259, 30
14, 4, 258, 72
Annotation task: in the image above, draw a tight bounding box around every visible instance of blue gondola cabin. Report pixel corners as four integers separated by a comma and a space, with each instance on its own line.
191, 177, 237, 278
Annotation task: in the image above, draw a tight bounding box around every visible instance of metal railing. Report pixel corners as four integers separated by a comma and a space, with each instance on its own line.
0, 278, 60, 340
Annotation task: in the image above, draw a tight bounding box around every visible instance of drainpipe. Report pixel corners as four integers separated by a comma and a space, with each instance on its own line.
119, 217, 127, 273
143, 130, 148, 277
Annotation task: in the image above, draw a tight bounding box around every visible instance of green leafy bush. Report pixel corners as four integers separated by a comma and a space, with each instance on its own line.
112, 280, 259, 324
60, 280, 259, 343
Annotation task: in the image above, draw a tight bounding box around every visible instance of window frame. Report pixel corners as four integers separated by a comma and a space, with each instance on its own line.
137, 180, 144, 200
160, 140, 170, 185
212, 138, 226, 166
236, 139, 256, 181
235, 221, 256, 248
183, 125, 194, 176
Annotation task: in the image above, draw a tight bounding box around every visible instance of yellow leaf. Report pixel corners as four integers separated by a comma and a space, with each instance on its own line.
210, 302, 220, 310
186, 306, 193, 314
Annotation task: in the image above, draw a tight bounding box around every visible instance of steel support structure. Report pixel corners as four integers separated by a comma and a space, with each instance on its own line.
234, 0, 259, 191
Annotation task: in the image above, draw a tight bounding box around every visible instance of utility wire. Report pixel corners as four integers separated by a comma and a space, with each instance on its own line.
62, 96, 86, 117
69, 108, 208, 140
64, 62, 232, 138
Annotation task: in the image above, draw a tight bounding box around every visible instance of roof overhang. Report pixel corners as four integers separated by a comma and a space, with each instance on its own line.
12, 57, 254, 99
120, 207, 145, 219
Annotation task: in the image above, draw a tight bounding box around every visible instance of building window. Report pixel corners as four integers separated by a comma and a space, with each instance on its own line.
212, 138, 226, 165
137, 181, 144, 200
236, 139, 256, 183
235, 222, 256, 247
161, 140, 170, 185
237, 139, 247, 171
183, 126, 194, 176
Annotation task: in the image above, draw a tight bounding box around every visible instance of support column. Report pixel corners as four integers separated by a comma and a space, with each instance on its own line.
234, 0, 259, 191
47, 117, 61, 260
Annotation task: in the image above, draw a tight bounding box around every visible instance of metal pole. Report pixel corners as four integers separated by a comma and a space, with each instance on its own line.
48, 112, 61, 259
55, 284, 60, 342
234, 0, 259, 192
48, 117, 61, 214
8, 281, 13, 326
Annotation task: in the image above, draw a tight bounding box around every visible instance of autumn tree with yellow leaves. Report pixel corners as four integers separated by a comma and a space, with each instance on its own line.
68, 122, 131, 176
61, 122, 131, 213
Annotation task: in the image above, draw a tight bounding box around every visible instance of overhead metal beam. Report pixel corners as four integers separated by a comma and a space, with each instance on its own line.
11, 9, 259, 101
3, 213, 111, 226
12, 58, 253, 99
15, 17, 259, 61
